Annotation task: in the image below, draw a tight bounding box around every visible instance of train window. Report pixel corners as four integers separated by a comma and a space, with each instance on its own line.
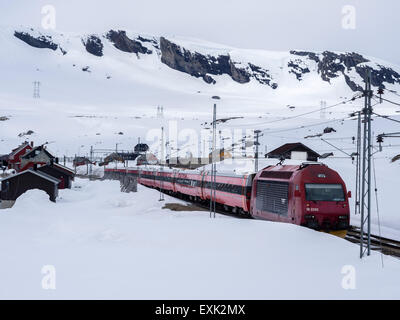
256, 180, 289, 216
305, 184, 345, 202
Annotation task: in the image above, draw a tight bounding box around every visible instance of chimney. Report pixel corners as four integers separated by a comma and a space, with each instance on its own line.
30, 141, 34, 147
55, 157, 59, 164
33, 164, 38, 171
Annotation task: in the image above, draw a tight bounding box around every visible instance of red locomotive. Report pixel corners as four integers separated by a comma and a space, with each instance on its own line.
105, 162, 350, 235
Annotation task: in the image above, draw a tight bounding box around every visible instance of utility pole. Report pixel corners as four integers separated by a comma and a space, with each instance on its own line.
159, 126, 165, 201
89, 146, 93, 176
115, 143, 120, 169
33, 81, 40, 98
210, 103, 217, 218
354, 111, 361, 216
360, 70, 373, 258
254, 130, 262, 173
320, 100, 327, 119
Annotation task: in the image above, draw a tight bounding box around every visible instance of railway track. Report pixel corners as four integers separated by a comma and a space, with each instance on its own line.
345, 226, 400, 258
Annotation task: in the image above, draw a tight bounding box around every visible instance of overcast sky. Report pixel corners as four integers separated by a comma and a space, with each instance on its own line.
1, 0, 399, 65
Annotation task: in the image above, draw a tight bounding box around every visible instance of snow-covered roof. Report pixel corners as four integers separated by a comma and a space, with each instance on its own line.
1, 169, 60, 184
53, 163, 75, 175
9, 142, 30, 157
22, 146, 55, 159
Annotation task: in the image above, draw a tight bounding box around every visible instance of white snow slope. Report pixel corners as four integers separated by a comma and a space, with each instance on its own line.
0, 179, 399, 300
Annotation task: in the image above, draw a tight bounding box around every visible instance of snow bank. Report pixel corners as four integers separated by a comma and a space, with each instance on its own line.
0, 178, 399, 299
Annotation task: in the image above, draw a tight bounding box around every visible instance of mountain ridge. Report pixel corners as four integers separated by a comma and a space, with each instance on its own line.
8, 26, 400, 95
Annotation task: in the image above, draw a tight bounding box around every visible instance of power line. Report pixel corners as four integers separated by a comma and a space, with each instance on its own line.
261, 116, 352, 135
372, 112, 400, 124
230, 96, 363, 128
387, 90, 400, 98
258, 103, 380, 136
375, 95, 400, 107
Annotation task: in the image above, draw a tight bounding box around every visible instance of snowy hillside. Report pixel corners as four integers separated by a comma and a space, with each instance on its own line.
1, 25, 400, 152
1, 26, 400, 113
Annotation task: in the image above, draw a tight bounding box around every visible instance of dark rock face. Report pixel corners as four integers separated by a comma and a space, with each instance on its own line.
159, 38, 279, 87
290, 50, 320, 63
288, 60, 310, 81
248, 63, 277, 88
14, 31, 58, 51
357, 65, 400, 88
291, 50, 400, 91
82, 35, 103, 57
160, 37, 250, 84
202, 75, 216, 84
106, 30, 152, 55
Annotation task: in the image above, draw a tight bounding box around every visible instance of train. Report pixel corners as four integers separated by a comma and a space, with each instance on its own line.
104, 162, 351, 236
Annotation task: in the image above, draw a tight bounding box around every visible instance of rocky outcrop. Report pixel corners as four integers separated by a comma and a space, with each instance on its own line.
106, 30, 152, 54
14, 31, 58, 51
248, 63, 277, 88
160, 37, 250, 84
82, 35, 103, 57
288, 59, 310, 81
357, 65, 400, 88
291, 50, 400, 91
159, 37, 279, 87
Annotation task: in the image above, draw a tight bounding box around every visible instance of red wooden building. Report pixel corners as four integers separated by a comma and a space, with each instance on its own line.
37, 162, 75, 189
7, 142, 34, 172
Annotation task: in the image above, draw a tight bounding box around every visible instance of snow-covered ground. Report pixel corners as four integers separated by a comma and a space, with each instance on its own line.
0, 178, 399, 299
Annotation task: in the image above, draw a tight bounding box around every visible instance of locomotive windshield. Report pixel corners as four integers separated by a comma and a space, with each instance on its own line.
305, 184, 345, 202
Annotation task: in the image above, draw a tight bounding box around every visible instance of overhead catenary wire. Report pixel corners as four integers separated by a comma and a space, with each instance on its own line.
259, 102, 382, 136
230, 95, 363, 128
261, 115, 352, 135
374, 95, 400, 107
372, 112, 400, 124
387, 90, 400, 98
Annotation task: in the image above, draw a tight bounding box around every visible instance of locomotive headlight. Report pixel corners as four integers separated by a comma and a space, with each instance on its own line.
305, 215, 315, 219
338, 215, 347, 219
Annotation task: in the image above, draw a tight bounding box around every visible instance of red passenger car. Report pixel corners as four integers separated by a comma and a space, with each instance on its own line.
201, 172, 254, 214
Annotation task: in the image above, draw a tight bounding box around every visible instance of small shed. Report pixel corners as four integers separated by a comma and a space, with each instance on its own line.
266, 143, 320, 162
37, 162, 75, 189
0, 169, 60, 207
